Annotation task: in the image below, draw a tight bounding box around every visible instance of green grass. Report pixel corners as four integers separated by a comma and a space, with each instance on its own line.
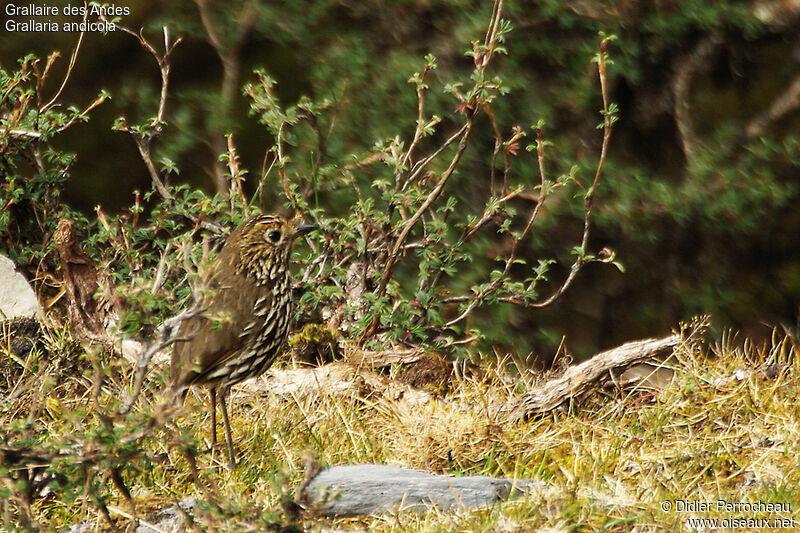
2, 322, 799, 531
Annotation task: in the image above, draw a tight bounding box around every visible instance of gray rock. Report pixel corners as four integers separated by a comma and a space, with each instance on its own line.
302, 464, 546, 517
0, 254, 41, 319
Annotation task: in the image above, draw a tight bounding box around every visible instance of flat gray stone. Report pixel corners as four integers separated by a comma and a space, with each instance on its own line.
303, 464, 546, 517
0, 254, 41, 319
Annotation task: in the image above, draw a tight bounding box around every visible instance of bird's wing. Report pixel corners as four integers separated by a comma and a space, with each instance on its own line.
172, 264, 261, 386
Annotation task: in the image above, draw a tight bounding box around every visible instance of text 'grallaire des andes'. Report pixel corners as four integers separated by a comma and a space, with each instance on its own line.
5, 4, 130, 16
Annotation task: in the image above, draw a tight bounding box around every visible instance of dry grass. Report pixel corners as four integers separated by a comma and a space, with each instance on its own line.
3, 322, 800, 532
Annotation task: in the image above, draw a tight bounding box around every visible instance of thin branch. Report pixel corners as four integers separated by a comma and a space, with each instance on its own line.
276, 122, 298, 206
157, 27, 177, 122
381, 118, 475, 293
446, 36, 618, 327
401, 122, 469, 192
56, 93, 107, 133
225, 134, 249, 216
397, 61, 434, 186
445, 127, 549, 327
0, 129, 42, 139
41, 26, 86, 112
256, 147, 277, 210
530, 37, 616, 309
114, 26, 224, 235
118, 115, 172, 200
151, 242, 173, 294
481, 0, 505, 67
483, 103, 509, 194
114, 25, 181, 200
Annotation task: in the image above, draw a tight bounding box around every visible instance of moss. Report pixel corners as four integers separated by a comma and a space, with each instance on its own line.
288, 323, 340, 366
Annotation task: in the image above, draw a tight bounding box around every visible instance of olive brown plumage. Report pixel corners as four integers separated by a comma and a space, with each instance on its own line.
171, 214, 315, 466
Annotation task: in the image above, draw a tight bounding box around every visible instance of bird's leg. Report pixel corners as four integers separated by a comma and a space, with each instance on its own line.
210, 387, 218, 453
219, 387, 237, 468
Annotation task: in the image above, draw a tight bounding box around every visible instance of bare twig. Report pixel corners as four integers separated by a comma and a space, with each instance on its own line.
41, 24, 86, 112
115, 26, 181, 201
445, 127, 550, 327
113, 26, 224, 234
225, 134, 249, 216
114, 25, 180, 125
445, 36, 618, 327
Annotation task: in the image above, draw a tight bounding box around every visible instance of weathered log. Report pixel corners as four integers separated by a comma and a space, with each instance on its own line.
53, 219, 114, 344
346, 346, 426, 368
501, 334, 681, 420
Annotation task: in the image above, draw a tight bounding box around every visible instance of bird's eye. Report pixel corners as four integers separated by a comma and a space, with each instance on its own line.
267, 230, 282, 243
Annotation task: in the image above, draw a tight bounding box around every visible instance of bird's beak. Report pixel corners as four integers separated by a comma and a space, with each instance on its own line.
295, 222, 317, 236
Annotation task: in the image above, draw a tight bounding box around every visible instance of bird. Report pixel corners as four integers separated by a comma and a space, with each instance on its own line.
171, 214, 316, 467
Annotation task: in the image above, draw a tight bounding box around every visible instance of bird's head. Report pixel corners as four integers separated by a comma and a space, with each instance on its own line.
231, 214, 316, 271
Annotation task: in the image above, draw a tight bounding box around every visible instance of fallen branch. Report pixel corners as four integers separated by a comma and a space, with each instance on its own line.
345, 346, 426, 368
500, 334, 681, 420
